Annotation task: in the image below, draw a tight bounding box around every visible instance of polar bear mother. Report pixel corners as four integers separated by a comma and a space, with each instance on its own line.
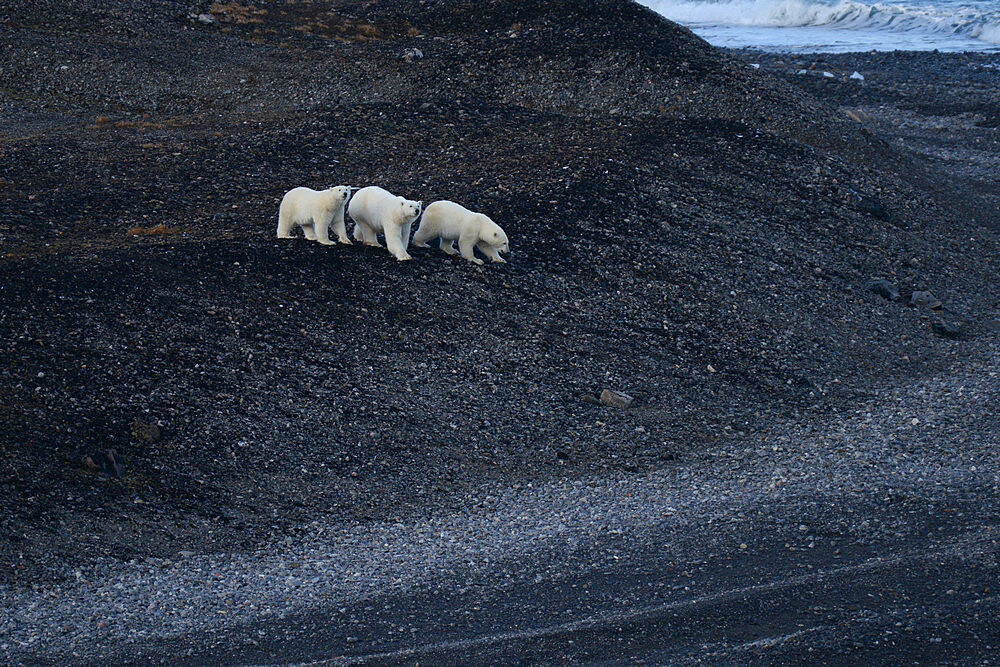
276, 185, 352, 245
412, 200, 509, 265
348, 186, 422, 261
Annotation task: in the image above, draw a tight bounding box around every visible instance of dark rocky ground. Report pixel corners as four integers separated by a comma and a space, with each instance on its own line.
1, 0, 999, 663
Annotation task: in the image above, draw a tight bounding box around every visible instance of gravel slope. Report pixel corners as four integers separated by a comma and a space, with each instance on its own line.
1, 0, 999, 662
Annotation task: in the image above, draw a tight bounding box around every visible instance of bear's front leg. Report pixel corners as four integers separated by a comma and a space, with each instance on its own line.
331, 212, 352, 245
458, 230, 484, 265
477, 242, 506, 263
314, 214, 336, 245
399, 222, 413, 251
384, 224, 412, 261
301, 223, 318, 241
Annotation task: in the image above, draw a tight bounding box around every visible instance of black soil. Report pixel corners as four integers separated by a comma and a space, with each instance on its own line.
2, 0, 998, 600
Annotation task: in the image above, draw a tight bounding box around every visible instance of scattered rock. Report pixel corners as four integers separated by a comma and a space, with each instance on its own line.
600, 389, 634, 409
845, 109, 871, 123
579, 393, 601, 405
931, 317, 961, 339
850, 71, 865, 81
909, 291, 942, 310
866, 279, 900, 301
131, 419, 161, 443
76, 448, 125, 478
853, 193, 890, 220
401, 48, 423, 63
555, 450, 570, 461
80, 455, 99, 472
189, 13, 216, 25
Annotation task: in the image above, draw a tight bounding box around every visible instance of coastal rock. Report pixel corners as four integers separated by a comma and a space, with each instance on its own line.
909, 291, 942, 310
600, 390, 634, 409
931, 318, 961, 339
866, 279, 900, 301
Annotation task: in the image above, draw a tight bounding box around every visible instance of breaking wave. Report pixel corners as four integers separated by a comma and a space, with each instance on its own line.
641, 0, 1000, 47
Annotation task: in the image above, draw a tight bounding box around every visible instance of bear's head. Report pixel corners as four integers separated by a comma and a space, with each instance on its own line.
327, 185, 351, 205
397, 197, 422, 222
480, 216, 510, 256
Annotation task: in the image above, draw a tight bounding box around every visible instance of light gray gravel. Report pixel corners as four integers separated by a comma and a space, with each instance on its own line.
3, 339, 997, 664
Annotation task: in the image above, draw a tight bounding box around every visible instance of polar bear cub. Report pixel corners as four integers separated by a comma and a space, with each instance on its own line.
276, 186, 352, 245
412, 200, 510, 265
347, 186, 422, 261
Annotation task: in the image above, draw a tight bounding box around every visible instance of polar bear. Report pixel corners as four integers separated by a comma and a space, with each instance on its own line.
276, 185, 352, 245
347, 186, 422, 261
412, 200, 510, 265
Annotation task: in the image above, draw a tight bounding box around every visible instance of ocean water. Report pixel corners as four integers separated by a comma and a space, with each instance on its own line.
639, 0, 1000, 52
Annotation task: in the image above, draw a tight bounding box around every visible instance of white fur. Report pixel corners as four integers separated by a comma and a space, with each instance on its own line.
412, 200, 510, 265
276, 186, 352, 245
347, 186, 422, 261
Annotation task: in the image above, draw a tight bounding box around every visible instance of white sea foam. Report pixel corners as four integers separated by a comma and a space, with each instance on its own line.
640, 0, 1000, 52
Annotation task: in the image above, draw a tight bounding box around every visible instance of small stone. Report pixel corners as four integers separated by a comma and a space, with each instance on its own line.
798, 524, 808, 532
855, 195, 890, 220
909, 291, 941, 310
132, 419, 161, 443
845, 109, 872, 123
931, 317, 961, 339
865, 279, 899, 301
739, 543, 747, 549
911, 418, 920, 425
580, 393, 601, 405
600, 389, 634, 409
556, 450, 569, 461
194, 13, 215, 24
707, 364, 716, 373
401, 48, 423, 63
850, 71, 865, 81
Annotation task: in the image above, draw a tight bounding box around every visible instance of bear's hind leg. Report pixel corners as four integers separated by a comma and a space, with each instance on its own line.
440, 238, 457, 255
458, 230, 484, 265
412, 224, 432, 248
359, 223, 382, 247
276, 210, 295, 238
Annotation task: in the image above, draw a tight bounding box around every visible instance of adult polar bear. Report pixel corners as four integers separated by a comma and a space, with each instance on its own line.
412, 200, 509, 265
348, 186, 422, 261
276, 186, 352, 245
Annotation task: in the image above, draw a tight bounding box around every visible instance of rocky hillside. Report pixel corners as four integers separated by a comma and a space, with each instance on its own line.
1, 0, 998, 584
